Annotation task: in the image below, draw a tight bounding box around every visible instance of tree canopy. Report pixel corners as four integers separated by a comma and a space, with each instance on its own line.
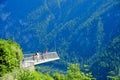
0, 39, 23, 76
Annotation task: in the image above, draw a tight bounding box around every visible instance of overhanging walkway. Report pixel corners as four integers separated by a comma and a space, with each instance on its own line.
21, 52, 60, 68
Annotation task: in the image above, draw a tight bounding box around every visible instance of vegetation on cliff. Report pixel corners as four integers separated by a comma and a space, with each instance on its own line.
0, 39, 23, 76
0, 39, 96, 80
89, 35, 120, 80
1, 64, 95, 80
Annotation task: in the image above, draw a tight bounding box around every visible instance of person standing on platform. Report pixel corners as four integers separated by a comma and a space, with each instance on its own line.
34, 51, 39, 62
45, 49, 48, 59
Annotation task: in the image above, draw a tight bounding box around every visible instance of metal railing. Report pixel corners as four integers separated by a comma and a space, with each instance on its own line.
21, 52, 59, 68
23, 52, 59, 61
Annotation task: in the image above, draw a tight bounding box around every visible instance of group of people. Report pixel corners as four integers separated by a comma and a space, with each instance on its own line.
33, 50, 48, 62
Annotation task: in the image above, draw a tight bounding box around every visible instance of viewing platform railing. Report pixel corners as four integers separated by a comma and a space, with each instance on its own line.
21, 52, 60, 68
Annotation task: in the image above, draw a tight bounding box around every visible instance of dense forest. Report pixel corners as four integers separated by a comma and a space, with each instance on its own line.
0, 39, 96, 80
0, 0, 120, 79
0, 39, 120, 80
87, 35, 120, 79
1, 39, 120, 80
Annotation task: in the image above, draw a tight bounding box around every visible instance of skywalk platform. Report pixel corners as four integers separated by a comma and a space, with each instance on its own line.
21, 52, 60, 68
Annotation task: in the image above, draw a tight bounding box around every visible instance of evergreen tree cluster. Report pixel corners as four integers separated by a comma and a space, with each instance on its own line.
89, 35, 120, 80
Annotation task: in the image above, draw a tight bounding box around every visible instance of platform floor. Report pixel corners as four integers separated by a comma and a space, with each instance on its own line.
21, 52, 60, 68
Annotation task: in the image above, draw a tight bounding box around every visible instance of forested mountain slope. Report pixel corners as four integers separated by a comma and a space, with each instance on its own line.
0, 0, 120, 59
0, 0, 120, 79
87, 35, 120, 80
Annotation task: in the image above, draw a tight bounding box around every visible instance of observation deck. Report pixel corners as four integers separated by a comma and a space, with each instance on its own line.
21, 52, 60, 69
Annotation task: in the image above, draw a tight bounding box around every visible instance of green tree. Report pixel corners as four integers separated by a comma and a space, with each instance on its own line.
67, 64, 95, 80
0, 39, 23, 76
53, 72, 67, 80
52, 64, 95, 80
107, 70, 120, 80
1, 68, 53, 80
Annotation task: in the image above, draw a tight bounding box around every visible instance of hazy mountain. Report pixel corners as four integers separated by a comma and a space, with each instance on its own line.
0, 0, 120, 79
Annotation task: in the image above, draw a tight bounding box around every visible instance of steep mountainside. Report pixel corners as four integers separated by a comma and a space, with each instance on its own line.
1, 0, 119, 53
88, 35, 120, 80
0, 0, 120, 79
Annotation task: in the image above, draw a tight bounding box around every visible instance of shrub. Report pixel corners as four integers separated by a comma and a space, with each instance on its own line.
0, 39, 23, 76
